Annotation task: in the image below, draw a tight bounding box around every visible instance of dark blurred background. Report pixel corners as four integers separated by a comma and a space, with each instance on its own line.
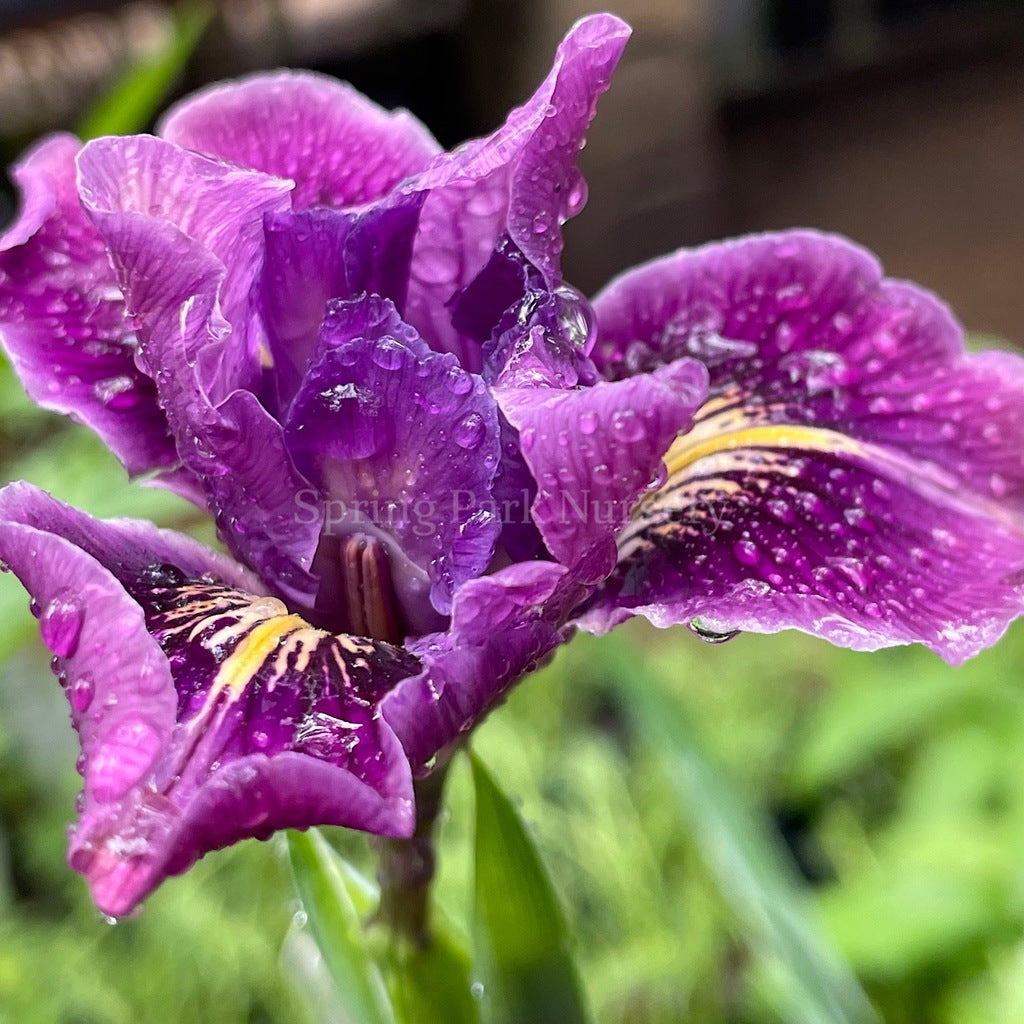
1, 0, 1023, 337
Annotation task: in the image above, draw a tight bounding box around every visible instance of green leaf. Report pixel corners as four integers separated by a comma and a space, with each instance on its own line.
469, 750, 590, 1024
78, 1, 213, 140
603, 637, 880, 1024
286, 831, 477, 1024
286, 830, 396, 1024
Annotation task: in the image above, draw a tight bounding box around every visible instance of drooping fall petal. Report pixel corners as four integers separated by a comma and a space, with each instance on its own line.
582, 231, 1024, 662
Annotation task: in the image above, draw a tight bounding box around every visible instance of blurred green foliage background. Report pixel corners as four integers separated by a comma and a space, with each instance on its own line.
2, 360, 1024, 1024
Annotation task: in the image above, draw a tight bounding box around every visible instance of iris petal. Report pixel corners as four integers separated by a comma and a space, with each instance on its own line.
259, 196, 424, 410
496, 355, 707, 584
399, 13, 630, 363
0, 134, 177, 478
286, 295, 503, 621
582, 231, 1024, 661
159, 70, 441, 211
0, 484, 418, 916
77, 137, 321, 605
383, 561, 572, 768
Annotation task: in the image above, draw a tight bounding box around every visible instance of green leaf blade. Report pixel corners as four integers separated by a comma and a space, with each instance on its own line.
470, 750, 590, 1024
286, 829, 396, 1024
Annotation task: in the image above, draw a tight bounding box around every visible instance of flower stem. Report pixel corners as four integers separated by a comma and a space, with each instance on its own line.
373, 761, 449, 948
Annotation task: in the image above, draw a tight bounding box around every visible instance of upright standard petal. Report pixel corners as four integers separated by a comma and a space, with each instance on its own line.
77, 134, 293, 396
77, 142, 321, 605
583, 231, 1024, 662
401, 14, 630, 363
259, 194, 423, 409
285, 295, 503, 621
159, 71, 441, 211
0, 484, 418, 916
0, 134, 176, 476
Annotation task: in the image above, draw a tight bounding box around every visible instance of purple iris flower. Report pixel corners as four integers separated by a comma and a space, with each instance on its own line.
1, 12, 1023, 917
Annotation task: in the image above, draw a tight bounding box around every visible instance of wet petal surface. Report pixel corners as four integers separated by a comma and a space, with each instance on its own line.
583, 231, 1024, 660
0, 134, 176, 477
286, 295, 502, 621
0, 484, 418, 916
159, 70, 440, 210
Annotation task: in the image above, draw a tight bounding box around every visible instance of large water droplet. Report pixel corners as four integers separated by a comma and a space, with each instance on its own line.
446, 365, 473, 395
41, 593, 84, 658
69, 674, 95, 713
551, 284, 596, 351
688, 617, 740, 644
93, 375, 139, 410
611, 408, 646, 443
454, 411, 486, 450
371, 338, 407, 371
578, 409, 598, 435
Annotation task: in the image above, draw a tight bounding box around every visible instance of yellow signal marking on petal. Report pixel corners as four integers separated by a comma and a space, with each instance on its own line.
210, 613, 306, 701
664, 422, 865, 480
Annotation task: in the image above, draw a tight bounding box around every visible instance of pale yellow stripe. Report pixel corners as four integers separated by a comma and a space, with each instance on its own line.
664, 422, 865, 479
210, 614, 305, 701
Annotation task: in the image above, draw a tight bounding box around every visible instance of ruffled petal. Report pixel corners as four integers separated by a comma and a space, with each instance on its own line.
400, 13, 630, 362
582, 231, 1024, 661
159, 70, 440, 211
0, 484, 418, 916
383, 560, 575, 768
259, 195, 423, 409
78, 138, 321, 605
77, 134, 292, 396
285, 295, 502, 620
0, 134, 176, 476
496, 354, 707, 584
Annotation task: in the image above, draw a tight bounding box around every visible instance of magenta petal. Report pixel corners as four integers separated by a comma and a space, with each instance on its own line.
78, 144, 321, 604
401, 13, 630, 359
496, 358, 707, 583
260, 195, 424, 409
383, 561, 574, 767
0, 484, 417, 916
0, 134, 176, 477
583, 230, 1024, 661
159, 70, 441, 211
77, 135, 293, 396
285, 295, 502, 617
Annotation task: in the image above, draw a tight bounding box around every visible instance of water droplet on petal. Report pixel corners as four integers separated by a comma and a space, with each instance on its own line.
611, 409, 646, 443
93, 375, 139, 409
41, 593, 84, 658
688, 617, 740, 644
552, 284, 596, 351
454, 411, 486, 450
733, 540, 760, 566
69, 674, 95, 713
446, 365, 473, 395
578, 409, 598, 435
371, 339, 406, 371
